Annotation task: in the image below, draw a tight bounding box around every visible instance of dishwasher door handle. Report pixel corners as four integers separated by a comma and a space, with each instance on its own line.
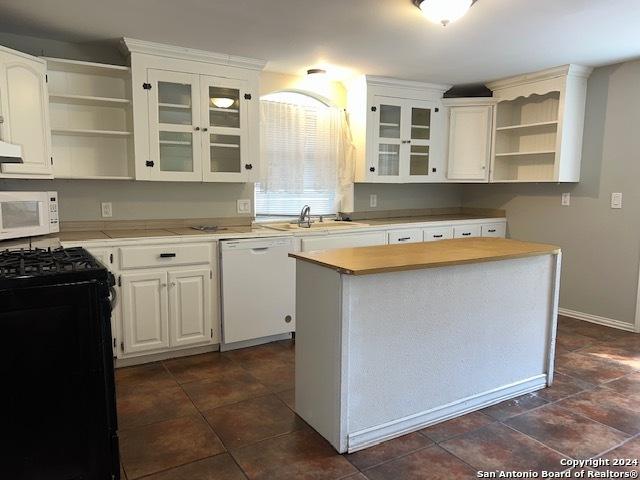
250, 247, 270, 254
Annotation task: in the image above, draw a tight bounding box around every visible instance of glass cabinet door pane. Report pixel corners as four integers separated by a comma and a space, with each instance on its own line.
411, 107, 431, 140
379, 104, 401, 138
209, 86, 240, 128
210, 134, 241, 173
159, 132, 194, 172
409, 145, 430, 176
158, 82, 193, 125
378, 144, 400, 176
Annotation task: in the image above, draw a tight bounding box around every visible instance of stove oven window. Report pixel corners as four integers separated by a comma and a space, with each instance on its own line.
1, 201, 40, 229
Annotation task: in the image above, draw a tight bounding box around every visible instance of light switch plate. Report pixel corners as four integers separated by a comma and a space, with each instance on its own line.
561, 193, 570, 206
237, 199, 251, 214
101, 202, 112, 218
611, 192, 623, 209
369, 194, 378, 208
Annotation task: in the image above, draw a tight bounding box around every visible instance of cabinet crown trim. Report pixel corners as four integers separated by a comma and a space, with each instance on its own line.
442, 97, 499, 107
365, 75, 452, 95
0, 44, 45, 65
486, 64, 593, 91
121, 37, 266, 71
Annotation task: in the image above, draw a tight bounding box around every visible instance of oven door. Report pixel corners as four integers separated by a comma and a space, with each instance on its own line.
0, 192, 51, 241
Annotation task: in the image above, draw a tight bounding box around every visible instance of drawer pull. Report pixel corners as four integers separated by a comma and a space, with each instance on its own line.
398, 237, 411, 242
488, 229, 496, 233
462, 232, 471, 236
433, 234, 443, 238
159, 253, 177, 258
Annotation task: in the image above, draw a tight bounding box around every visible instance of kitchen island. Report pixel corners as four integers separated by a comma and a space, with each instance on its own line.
290, 238, 561, 453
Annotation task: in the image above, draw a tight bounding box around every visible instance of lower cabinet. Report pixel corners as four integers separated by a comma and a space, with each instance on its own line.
300, 231, 386, 251
422, 226, 453, 242
120, 267, 213, 356
453, 224, 482, 239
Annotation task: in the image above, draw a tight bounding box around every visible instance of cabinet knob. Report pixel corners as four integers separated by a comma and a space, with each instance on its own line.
285, 315, 292, 323
369, 167, 376, 172
202, 127, 208, 132
194, 127, 200, 131
245, 164, 253, 170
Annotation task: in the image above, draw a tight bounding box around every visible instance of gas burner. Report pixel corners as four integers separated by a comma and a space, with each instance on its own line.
0, 247, 103, 278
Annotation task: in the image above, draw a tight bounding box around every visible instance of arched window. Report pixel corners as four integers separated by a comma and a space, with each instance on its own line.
256, 90, 347, 216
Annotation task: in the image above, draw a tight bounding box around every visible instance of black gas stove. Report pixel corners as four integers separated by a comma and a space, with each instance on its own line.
0, 246, 120, 479
0, 246, 113, 290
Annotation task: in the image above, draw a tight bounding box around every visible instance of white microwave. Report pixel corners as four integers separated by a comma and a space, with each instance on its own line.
0, 191, 59, 241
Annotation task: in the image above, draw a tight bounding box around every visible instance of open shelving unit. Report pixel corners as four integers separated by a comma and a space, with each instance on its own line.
492, 92, 560, 182
44, 57, 135, 180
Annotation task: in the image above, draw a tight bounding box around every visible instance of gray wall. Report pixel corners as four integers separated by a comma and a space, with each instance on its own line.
463, 61, 640, 326
353, 183, 462, 211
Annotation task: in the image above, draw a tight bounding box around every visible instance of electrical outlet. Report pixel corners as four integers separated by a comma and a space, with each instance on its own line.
101, 202, 112, 218
237, 199, 251, 214
369, 194, 378, 208
561, 193, 570, 206
611, 192, 623, 209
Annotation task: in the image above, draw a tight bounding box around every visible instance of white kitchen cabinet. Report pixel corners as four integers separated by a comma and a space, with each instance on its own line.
387, 228, 423, 244
422, 226, 453, 242
169, 268, 212, 348
444, 98, 496, 182
453, 224, 482, 239
0, 45, 52, 177
482, 223, 507, 238
487, 65, 592, 183
124, 38, 264, 183
347, 76, 450, 183
300, 231, 387, 251
121, 270, 170, 354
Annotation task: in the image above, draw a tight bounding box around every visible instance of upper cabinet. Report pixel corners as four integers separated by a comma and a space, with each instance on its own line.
123, 38, 265, 183
0, 46, 52, 178
347, 76, 450, 183
443, 98, 497, 182
487, 65, 592, 183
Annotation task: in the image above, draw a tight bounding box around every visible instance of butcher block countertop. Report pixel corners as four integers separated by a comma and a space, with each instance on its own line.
289, 238, 560, 275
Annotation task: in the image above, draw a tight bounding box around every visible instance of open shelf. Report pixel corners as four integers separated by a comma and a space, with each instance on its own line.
52, 128, 132, 137
210, 143, 239, 148
43, 57, 130, 77
495, 150, 555, 157
159, 102, 191, 109
496, 120, 558, 131
49, 93, 131, 107
210, 107, 239, 113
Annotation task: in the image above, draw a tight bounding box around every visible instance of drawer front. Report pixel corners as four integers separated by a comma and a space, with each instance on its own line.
387, 229, 423, 245
482, 223, 506, 238
119, 243, 211, 270
453, 224, 482, 239
300, 232, 386, 251
422, 226, 453, 242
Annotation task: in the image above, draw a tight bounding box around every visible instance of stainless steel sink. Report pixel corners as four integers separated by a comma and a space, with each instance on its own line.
264, 221, 369, 231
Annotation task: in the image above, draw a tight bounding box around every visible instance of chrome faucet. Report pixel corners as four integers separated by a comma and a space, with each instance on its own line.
298, 205, 312, 228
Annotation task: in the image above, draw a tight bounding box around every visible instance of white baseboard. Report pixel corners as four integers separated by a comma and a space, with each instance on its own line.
347, 375, 547, 453
558, 308, 638, 333
115, 343, 219, 368
220, 332, 292, 352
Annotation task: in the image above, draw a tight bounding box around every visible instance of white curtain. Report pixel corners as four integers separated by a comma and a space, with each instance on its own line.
256, 99, 353, 216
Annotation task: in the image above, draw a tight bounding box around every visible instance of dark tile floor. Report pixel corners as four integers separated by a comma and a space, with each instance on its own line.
116, 316, 640, 479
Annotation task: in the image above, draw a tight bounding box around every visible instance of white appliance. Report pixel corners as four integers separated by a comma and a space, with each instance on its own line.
221, 237, 296, 348
0, 191, 59, 241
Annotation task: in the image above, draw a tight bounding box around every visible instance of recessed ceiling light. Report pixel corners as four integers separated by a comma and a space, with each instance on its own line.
413, 0, 477, 27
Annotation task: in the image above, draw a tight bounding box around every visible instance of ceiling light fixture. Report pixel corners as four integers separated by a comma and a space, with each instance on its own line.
211, 97, 235, 109
413, 0, 477, 27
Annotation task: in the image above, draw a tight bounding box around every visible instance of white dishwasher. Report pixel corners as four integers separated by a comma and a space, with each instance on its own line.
220, 237, 296, 348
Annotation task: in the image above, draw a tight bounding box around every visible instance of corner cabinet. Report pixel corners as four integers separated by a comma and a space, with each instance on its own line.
443, 98, 497, 183
0, 45, 52, 178
123, 38, 265, 183
487, 65, 592, 183
347, 76, 450, 183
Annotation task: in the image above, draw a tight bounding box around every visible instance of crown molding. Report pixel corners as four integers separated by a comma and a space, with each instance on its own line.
365, 75, 452, 95
442, 97, 498, 106
120, 37, 266, 71
487, 64, 593, 91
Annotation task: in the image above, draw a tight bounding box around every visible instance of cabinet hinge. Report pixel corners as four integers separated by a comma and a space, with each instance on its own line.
371, 106, 377, 112
143, 82, 152, 90
120, 341, 124, 352
435, 107, 439, 113
118, 276, 122, 287
244, 93, 252, 100
50, 156, 54, 165
210, 329, 213, 338
113, 338, 116, 348
110, 253, 114, 264
45, 74, 48, 83
210, 270, 213, 279
145, 160, 155, 167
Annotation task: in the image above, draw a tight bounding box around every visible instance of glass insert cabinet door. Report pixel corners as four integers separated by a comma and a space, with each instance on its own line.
201, 76, 249, 181
407, 105, 432, 179
371, 99, 403, 179
147, 69, 203, 181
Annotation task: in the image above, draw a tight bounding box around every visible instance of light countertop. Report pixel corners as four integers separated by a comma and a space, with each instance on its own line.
289, 238, 560, 275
